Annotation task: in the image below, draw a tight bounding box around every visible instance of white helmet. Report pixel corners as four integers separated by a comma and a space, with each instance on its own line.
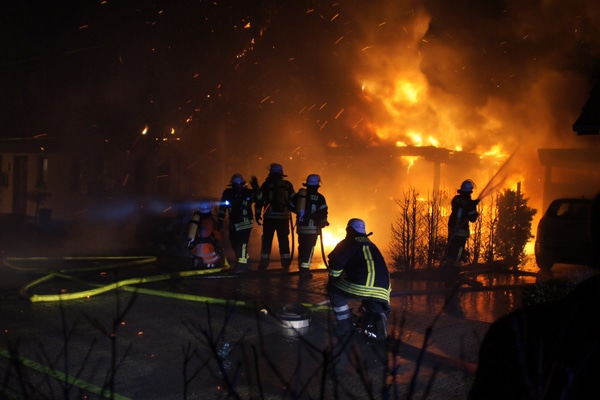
304, 174, 321, 187
230, 173, 245, 187
459, 179, 474, 193
347, 218, 366, 234
198, 200, 212, 214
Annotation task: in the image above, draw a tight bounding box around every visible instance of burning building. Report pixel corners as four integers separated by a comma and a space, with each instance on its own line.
1, 0, 600, 255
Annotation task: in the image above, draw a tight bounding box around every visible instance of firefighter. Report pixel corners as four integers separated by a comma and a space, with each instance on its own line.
445, 179, 480, 272
186, 200, 224, 269
327, 218, 391, 340
218, 173, 261, 274
289, 174, 329, 280
255, 163, 295, 270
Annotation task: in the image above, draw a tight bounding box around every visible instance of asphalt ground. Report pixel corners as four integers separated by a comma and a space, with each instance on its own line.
0, 254, 495, 400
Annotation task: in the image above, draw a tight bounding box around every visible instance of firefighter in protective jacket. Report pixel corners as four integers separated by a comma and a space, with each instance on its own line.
255, 163, 295, 270
289, 174, 329, 280
218, 173, 262, 274
187, 201, 224, 269
446, 179, 480, 267
327, 218, 391, 340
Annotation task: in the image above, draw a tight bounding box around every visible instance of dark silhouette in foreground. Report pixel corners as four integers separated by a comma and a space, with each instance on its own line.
469, 192, 600, 399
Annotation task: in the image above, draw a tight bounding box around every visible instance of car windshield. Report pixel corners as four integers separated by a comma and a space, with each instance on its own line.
550, 201, 589, 220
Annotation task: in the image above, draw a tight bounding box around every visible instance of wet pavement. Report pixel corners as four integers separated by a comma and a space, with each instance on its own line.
0, 250, 593, 399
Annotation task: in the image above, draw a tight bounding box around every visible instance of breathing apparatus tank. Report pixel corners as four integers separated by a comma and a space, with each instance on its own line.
187, 201, 212, 241
187, 212, 201, 243
297, 188, 307, 222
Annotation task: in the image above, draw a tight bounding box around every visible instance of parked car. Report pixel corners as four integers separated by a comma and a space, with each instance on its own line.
534, 197, 593, 270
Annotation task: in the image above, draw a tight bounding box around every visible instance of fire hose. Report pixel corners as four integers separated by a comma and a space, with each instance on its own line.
319, 227, 329, 269
289, 213, 295, 261
2, 256, 230, 303
5, 255, 333, 310
1, 255, 331, 399
0, 346, 132, 400
477, 146, 520, 201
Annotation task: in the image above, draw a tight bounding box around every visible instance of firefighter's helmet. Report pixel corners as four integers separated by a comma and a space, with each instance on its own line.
304, 174, 321, 187
269, 163, 286, 176
198, 201, 212, 214
459, 179, 474, 193
230, 173, 246, 187
347, 218, 366, 234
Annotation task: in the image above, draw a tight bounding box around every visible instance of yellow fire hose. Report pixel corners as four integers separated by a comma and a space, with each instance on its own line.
6, 255, 329, 312
8, 255, 232, 303
0, 347, 132, 400
2, 254, 330, 399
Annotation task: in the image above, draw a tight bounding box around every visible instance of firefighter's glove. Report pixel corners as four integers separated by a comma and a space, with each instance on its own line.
187, 238, 195, 249
250, 176, 260, 191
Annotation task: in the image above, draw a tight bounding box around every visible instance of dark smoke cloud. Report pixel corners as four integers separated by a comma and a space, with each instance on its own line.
421, 0, 600, 143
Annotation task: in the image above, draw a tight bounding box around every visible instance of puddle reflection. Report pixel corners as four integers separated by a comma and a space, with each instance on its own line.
390, 264, 595, 324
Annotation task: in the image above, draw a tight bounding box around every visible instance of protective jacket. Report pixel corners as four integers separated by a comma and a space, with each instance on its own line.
218, 186, 258, 231
448, 194, 479, 237
328, 234, 391, 303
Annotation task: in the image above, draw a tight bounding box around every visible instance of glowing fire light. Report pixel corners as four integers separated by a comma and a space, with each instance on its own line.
402, 156, 419, 173
319, 227, 347, 253
481, 145, 507, 159
408, 131, 423, 146
400, 81, 419, 104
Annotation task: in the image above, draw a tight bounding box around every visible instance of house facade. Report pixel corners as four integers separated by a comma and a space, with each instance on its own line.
0, 134, 193, 222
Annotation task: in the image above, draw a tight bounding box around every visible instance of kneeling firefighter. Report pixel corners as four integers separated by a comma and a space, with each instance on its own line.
289, 174, 329, 280
327, 218, 391, 340
187, 200, 225, 269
